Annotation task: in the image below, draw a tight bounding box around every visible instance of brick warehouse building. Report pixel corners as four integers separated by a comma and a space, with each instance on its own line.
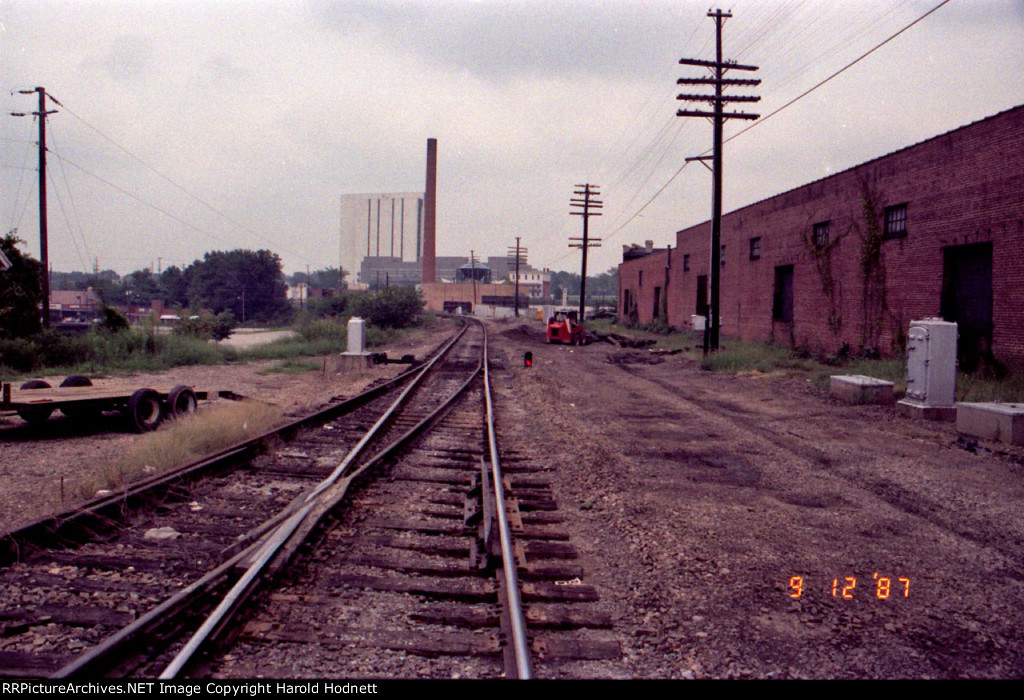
618, 104, 1024, 370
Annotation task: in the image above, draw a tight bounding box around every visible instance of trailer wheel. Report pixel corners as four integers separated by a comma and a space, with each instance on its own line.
167, 385, 198, 419
16, 380, 55, 424
127, 388, 165, 432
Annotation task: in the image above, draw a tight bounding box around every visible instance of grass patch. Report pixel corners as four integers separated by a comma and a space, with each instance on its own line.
75, 400, 283, 499
589, 318, 1023, 402
956, 371, 1024, 403
259, 358, 323, 374
0, 314, 418, 383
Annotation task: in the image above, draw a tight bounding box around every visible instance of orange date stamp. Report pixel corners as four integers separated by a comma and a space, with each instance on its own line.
788, 574, 910, 599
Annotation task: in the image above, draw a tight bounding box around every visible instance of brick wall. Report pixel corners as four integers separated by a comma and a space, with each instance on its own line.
619, 105, 1024, 367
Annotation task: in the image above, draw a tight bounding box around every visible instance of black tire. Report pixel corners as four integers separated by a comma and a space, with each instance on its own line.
126, 388, 165, 433
59, 375, 101, 421
59, 375, 93, 388
166, 385, 198, 419
16, 380, 54, 424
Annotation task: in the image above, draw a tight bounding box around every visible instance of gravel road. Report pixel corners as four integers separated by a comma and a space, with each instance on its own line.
487, 319, 1024, 679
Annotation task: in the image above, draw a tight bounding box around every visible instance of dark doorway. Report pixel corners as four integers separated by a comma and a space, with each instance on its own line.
941, 242, 993, 371
696, 275, 708, 317
653, 286, 662, 319
773, 265, 794, 322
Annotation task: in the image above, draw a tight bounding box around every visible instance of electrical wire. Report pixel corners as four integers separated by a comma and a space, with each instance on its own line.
5, 118, 37, 233
47, 94, 314, 265
45, 116, 93, 271
51, 151, 231, 246
602, 0, 956, 251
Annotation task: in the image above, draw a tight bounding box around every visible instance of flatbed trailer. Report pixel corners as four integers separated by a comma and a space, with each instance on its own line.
0, 377, 220, 432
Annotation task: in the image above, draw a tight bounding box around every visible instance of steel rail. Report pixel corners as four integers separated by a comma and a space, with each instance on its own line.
0, 340, 445, 564
160, 322, 479, 678
483, 324, 534, 679
49, 323, 469, 678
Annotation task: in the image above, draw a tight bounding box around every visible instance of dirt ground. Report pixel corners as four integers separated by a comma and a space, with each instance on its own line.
486, 319, 1024, 679
4, 315, 1023, 679
0, 319, 459, 533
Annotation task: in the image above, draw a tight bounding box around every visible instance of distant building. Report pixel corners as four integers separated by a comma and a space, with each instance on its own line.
49, 289, 102, 323
509, 269, 551, 299
341, 192, 424, 286
456, 263, 491, 284
618, 105, 1024, 369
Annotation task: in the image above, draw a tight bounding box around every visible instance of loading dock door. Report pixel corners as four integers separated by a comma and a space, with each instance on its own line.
773, 265, 794, 322
941, 242, 993, 370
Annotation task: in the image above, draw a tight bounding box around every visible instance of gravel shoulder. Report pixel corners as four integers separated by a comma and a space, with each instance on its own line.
487, 318, 1024, 679
0, 319, 459, 533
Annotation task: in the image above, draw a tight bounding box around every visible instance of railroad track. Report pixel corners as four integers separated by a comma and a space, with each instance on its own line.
0, 319, 618, 678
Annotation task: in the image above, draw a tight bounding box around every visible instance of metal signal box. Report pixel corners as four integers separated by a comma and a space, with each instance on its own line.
903, 318, 957, 407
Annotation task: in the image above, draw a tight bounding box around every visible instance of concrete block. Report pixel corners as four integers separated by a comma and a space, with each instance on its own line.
956, 403, 1024, 446
897, 399, 957, 422
829, 375, 895, 405
336, 352, 373, 373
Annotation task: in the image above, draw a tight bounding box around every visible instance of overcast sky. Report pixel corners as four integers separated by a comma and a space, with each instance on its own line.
2, 0, 1022, 280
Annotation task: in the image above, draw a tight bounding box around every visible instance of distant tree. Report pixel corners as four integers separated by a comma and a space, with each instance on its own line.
185, 249, 290, 324
124, 268, 163, 305
588, 266, 619, 301
288, 267, 348, 290
159, 265, 190, 307
98, 305, 129, 333
0, 231, 43, 339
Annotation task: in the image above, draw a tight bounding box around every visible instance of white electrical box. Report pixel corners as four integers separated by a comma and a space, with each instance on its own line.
904, 318, 957, 407
692, 314, 706, 331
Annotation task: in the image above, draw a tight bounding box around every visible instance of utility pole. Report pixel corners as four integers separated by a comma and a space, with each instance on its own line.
507, 238, 527, 318
11, 87, 58, 327
677, 9, 759, 354
569, 184, 602, 322
469, 250, 479, 307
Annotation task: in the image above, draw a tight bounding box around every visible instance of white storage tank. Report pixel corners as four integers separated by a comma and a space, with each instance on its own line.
903, 318, 957, 407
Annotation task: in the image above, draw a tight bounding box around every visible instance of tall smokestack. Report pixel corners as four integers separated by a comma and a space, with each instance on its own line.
422, 138, 437, 284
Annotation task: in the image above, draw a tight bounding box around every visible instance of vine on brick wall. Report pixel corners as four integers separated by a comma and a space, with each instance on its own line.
854, 176, 888, 353
801, 218, 844, 346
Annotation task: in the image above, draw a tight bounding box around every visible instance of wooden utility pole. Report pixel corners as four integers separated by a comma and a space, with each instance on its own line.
507, 238, 527, 318
11, 87, 57, 327
569, 184, 602, 322
677, 10, 760, 353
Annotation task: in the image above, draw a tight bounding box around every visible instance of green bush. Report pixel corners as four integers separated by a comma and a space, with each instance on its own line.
35, 329, 93, 367
172, 311, 237, 341
0, 337, 37, 372
350, 287, 424, 329
308, 294, 348, 318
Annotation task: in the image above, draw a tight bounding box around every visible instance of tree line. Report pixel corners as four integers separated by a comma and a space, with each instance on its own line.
2, 231, 350, 338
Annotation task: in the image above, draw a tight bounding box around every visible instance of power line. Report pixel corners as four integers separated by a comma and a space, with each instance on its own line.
725, 0, 954, 144
51, 151, 231, 246
605, 0, 954, 246
46, 116, 93, 271
48, 94, 314, 264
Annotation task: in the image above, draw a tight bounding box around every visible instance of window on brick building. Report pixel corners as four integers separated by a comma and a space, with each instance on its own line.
721, 244, 726, 267
884, 204, 908, 239
749, 237, 761, 260
683, 254, 690, 272
813, 221, 830, 248
638, 270, 643, 287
